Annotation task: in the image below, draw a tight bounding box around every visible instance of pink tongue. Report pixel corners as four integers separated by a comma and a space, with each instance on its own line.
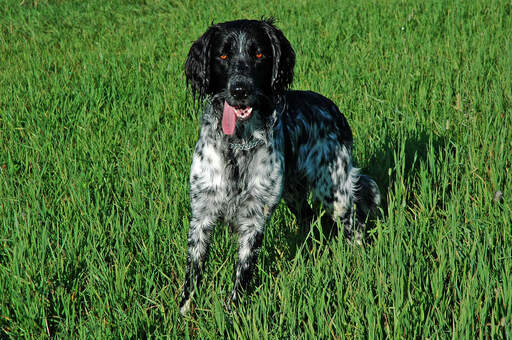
222, 101, 237, 135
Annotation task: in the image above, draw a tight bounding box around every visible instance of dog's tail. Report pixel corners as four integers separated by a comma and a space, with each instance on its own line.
354, 174, 381, 222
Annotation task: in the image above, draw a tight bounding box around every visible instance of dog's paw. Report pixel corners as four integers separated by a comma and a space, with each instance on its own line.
180, 297, 192, 316
225, 291, 240, 314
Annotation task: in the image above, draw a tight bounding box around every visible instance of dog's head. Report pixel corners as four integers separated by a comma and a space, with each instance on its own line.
185, 19, 295, 135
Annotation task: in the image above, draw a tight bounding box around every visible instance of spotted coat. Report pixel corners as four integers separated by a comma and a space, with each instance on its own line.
180, 19, 380, 315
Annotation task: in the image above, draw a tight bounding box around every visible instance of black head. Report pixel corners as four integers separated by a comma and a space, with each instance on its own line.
185, 19, 295, 108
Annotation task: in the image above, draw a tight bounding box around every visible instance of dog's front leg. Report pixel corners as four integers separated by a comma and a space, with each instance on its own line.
180, 215, 216, 315
228, 191, 280, 309
228, 222, 265, 310
227, 146, 284, 310
180, 141, 225, 315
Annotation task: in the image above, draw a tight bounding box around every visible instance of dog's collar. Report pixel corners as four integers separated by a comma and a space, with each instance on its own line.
228, 116, 272, 151
229, 138, 265, 151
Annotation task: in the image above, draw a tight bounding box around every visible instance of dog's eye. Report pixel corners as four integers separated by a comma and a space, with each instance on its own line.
255, 53, 263, 59
220, 55, 228, 60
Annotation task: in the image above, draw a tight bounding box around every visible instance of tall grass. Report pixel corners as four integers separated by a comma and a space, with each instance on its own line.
1, 0, 511, 338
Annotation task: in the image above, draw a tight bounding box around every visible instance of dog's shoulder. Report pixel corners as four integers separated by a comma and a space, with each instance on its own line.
282, 90, 353, 144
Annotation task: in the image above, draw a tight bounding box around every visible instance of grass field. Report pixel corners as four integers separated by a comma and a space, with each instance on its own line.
1, 0, 511, 338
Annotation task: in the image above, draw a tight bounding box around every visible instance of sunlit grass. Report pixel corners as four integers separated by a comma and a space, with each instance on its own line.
1, 0, 511, 338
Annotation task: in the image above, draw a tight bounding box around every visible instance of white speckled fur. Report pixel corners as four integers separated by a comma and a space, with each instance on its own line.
180, 19, 380, 314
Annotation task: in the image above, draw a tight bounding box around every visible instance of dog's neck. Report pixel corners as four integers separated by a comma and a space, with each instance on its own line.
204, 95, 278, 150
230, 110, 267, 141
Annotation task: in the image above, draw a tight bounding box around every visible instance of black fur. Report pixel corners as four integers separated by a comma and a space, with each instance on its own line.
180, 19, 380, 315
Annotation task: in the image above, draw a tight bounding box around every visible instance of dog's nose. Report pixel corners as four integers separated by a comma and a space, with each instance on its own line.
231, 86, 249, 100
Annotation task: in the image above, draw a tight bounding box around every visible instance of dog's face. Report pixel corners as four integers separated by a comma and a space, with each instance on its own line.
185, 19, 295, 135
209, 22, 273, 108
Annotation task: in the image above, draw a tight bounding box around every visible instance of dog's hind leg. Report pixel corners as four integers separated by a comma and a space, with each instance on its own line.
329, 170, 380, 244
330, 166, 360, 244
310, 145, 366, 244
354, 174, 380, 227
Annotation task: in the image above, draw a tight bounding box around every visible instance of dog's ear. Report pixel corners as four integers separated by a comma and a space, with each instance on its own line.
262, 19, 296, 95
185, 25, 218, 100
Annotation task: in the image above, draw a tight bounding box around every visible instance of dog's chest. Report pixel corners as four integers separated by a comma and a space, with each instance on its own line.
222, 145, 284, 210
190, 115, 285, 226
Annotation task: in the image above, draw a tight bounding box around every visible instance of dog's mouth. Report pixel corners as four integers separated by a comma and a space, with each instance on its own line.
222, 101, 253, 135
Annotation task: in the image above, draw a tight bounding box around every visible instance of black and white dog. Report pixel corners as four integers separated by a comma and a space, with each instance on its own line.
180, 19, 380, 315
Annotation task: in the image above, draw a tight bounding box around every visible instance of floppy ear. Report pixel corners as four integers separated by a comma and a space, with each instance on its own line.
262, 19, 296, 95
185, 25, 218, 100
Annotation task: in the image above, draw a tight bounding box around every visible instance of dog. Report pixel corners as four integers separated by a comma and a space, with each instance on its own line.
180, 19, 380, 315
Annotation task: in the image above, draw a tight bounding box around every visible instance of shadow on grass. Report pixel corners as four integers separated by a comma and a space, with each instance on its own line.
362, 128, 448, 214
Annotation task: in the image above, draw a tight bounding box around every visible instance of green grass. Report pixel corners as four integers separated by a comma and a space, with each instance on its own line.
1, 0, 511, 338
